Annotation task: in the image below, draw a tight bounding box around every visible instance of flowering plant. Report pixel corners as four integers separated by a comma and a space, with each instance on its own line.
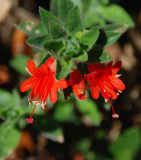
16, 0, 134, 123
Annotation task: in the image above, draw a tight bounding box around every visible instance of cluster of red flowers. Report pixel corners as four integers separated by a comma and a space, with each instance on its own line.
20, 57, 125, 123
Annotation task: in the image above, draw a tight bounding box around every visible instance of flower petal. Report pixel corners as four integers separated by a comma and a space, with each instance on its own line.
91, 85, 100, 99
49, 81, 58, 103
27, 61, 38, 76
109, 76, 125, 91
88, 63, 103, 73
84, 74, 94, 82
111, 61, 121, 75
20, 77, 36, 92
70, 69, 86, 100
58, 79, 69, 89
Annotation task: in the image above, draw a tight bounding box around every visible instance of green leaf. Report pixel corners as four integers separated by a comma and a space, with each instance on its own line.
50, 0, 60, 17
39, 7, 60, 31
73, 49, 88, 63
62, 38, 80, 57
57, 58, 76, 79
9, 54, 30, 76
58, 0, 74, 22
109, 128, 141, 160
49, 21, 68, 39
97, 23, 128, 47
71, 0, 83, 13
0, 122, 21, 158
65, 6, 85, 35
44, 39, 64, 56
26, 34, 51, 48
15, 22, 48, 37
88, 45, 112, 63
76, 99, 101, 126
99, 4, 135, 27
53, 102, 74, 122
75, 28, 99, 51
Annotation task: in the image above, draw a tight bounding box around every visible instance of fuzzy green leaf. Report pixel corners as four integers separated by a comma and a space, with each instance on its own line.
44, 39, 64, 56
56, 58, 76, 79
39, 7, 60, 31
73, 49, 88, 63
88, 45, 112, 63
50, 0, 60, 17
15, 22, 48, 37
99, 4, 135, 27
75, 28, 99, 51
65, 6, 85, 35
49, 21, 68, 39
26, 34, 51, 48
58, 0, 74, 22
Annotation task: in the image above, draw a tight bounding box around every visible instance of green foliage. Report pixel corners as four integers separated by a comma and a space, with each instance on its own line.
76, 99, 101, 126
65, 6, 85, 35
39, 7, 60, 31
99, 4, 135, 27
9, 54, 30, 76
0, 122, 21, 159
15, 22, 48, 37
26, 34, 51, 48
109, 128, 141, 160
75, 28, 99, 51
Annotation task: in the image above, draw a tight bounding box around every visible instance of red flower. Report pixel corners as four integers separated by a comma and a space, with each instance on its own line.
84, 61, 125, 118
70, 69, 86, 100
20, 57, 69, 123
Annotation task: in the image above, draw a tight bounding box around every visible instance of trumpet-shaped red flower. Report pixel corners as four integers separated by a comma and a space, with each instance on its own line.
20, 57, 69, 123
84, 61, 125, 118
70, 69, 86, 100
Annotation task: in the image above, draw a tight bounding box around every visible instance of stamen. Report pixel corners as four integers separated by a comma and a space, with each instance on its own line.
26, 105, 36, 124
108, 99, 119, 119
32, 101, 40, 105
115, 74, 122, 78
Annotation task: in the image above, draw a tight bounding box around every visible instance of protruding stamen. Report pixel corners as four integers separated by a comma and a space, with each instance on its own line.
108, 99, 119, 119
105, 98, 108, 102
115, 74, 122, 78
41, 101, 46, 109
32, 101, 40, 105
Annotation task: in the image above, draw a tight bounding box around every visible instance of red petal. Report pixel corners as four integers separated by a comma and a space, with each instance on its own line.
20, 77, 36, 92
84, 74, 94, 82
70, 69, 86, 100
106, 61, 113, 69
91, 85, 100, 99
27, 61, 38, 76
58, 79, 69, 89
109, 76, 125, 91
49, 81, 58, 103
111, 61, 121, 75
88, 63, 103, 73
44, 57, 54, 69
101, 80, 117, 99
